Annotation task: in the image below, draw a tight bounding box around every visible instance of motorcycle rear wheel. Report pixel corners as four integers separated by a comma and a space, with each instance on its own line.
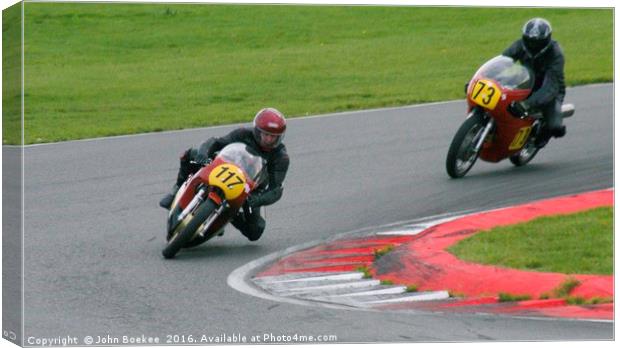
510, 122, 541, 166
162, 199, 217, 259
446, 112, 486, 178
509, 137, 540, 166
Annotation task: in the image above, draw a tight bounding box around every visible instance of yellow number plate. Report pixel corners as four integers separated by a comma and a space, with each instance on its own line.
470, 79, 502, 110
509, 126, 533, 150
208, 164, 247, 200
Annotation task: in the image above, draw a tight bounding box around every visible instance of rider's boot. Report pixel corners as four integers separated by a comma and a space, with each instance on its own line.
535, 128, 552, 148
159, 184, 180, 210
537, 125, 566, 148
553, 125, 566, 138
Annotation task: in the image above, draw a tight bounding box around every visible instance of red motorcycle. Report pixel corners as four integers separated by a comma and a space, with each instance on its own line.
446, 56, 574, 178
162, 142, 266, 259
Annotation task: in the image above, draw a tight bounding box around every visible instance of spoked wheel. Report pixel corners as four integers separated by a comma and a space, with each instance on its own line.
162, 200, 217, 259
446, 112, 488, 178
509, 128, 540, 167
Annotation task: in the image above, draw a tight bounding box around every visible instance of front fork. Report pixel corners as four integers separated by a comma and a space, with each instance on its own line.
175, 187, 227, 237
177, 188, 207, 222
473, 116, 495, 153
196, 202, 227, 239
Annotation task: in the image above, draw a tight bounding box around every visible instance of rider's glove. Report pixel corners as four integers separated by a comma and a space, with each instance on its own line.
194, 149, 211, 165
194, 154, 209, 165
508, 100, 530, 119
246, 194, 263, 208
194, 141, 214, 165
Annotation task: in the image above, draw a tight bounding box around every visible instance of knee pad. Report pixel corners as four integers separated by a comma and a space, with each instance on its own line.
245, 221, 265, 242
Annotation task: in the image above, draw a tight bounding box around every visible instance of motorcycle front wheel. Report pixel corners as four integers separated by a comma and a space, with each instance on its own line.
446, 112, 487, 178
162, 199, 218, 259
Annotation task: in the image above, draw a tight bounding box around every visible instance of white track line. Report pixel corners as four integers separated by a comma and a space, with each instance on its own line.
13, 83, 609, 149
15, 99, 463, 148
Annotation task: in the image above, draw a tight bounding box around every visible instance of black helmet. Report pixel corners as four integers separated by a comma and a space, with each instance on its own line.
522, 18, 552, 58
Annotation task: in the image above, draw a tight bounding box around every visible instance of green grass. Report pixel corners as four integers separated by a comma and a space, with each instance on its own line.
552, 277, 581, 297
498, 292, 532, 302
565, 296, 613, 305
3, 4, 612, 144
539, 277, 580, 299
448, 207, 613, 275
356, 265, 372, 279
406, 284, 419, 293
2, 3, 22, 144
373, 245, 395, 259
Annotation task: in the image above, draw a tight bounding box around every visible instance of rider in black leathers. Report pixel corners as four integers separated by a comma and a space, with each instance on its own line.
504, 17, 567, 148
160, 108, 289, 242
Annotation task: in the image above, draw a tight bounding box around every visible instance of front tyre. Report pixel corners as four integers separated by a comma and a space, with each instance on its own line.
446, 112, 487, 178
162, 200, 217, 259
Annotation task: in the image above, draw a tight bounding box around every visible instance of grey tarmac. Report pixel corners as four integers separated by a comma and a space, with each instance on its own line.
13, 84, 613, 343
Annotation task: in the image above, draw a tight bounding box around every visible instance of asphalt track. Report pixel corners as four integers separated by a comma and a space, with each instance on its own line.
15, 83, 613, 343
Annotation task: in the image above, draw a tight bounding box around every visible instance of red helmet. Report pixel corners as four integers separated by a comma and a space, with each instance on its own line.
253, 108, 286, 151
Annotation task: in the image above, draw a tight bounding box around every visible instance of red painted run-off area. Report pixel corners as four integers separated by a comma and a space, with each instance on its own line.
257, 189, 614, 319
258, 236, 413, 276
379, 189, 613, 299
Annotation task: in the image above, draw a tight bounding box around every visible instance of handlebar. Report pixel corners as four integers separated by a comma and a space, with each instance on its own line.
190, 158, 212, 166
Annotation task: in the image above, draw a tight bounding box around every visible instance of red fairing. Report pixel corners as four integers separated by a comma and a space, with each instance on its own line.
466, 78, 536, 163
175, 157, 259, 211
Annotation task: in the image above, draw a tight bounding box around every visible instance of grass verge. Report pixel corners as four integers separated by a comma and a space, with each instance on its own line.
498, 293, 532, 302
447, 207, 613, 275
356, 266, 372, 279
565, 296, 613, 305
406, 285, 419, 293
4, 4, 612, 144
373, 245, 394, 259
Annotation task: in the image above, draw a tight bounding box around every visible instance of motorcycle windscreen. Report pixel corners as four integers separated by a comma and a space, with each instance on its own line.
473, 56, 534, 90
215, 142, 267, 187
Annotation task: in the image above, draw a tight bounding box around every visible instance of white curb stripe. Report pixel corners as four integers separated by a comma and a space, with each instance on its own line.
376, 215, 467, 235
229, 189, 614, 321
364, 291, 450, 304
273, 280, 380, 294
326, 286, 408, 297
255, 272, 364, 284
375, 228, 427, 236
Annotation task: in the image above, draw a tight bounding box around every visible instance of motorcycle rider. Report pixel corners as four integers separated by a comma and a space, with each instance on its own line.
503, 17, 567, 148
159, 108, 290, 242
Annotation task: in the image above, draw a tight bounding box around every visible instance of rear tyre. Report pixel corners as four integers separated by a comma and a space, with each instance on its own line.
446, 112, 487, 178
509, 136, 540, 166
162, 200, 217, 259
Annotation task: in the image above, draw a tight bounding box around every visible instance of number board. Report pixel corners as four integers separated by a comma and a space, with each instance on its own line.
509, 126, 533, 150
208, 164, 247, 200
470, 79, 501, 110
